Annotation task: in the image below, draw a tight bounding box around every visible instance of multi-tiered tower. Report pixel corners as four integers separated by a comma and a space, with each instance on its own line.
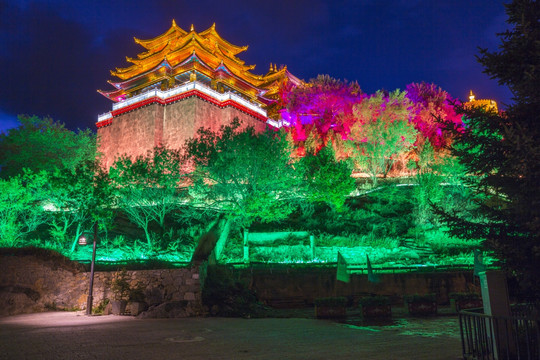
97, 21, 301, 168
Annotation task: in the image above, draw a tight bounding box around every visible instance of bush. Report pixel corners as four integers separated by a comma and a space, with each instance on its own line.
251, 245, 311, 263
202, 265, 262, 317
111, 269, 131, 301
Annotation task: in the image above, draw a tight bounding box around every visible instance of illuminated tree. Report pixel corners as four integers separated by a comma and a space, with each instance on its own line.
284, 75, 363, 151
405, 82, 462, 151
186, 119, 298, 232
410, 141, 466, 226
296, 143, 355, 210
110, 147, 185, 249
0, 115, 96, 179
47, 160, 113, 252
0, 171, 49, 246
440, 0, 540, 299
0, 115, 104, 250
399, 83, 465, 227
349, 90, 416, 187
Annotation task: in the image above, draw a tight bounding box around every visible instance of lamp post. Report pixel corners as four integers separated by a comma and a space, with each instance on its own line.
78, 222, 98, 315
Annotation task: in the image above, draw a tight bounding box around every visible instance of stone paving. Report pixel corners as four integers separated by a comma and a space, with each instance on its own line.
0, 311, 463, 360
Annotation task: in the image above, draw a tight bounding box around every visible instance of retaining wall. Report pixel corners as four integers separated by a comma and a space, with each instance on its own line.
228, 265, 480, 307
0, 253, 201, 317
0, 252, 480, 317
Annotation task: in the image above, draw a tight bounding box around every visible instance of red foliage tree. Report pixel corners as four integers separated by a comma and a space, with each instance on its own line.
283, 75, 364, 153
405, 82, 462, 150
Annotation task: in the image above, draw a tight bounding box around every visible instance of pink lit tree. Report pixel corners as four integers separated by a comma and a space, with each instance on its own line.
283, 75, 363, 155
405, 82, 462, 152
405, 83, 464, 219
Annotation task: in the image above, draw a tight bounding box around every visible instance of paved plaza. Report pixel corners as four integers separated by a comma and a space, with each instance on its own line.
0, 311, 462, 360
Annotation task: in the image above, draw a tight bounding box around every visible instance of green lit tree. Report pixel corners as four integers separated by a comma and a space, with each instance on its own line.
0, 115, 96, 179
47, 159, 113, 252
186, 119, 299, 233
0, 115, 106, 251
440, 0, 540, 300
295, 143, 355, 210
410, 141, 466, 227
110, 147, 186, 249
0, 171, 50, 246
349, 90, 417, 187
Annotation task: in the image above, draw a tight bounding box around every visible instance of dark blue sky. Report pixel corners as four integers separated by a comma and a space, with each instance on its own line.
0, 0, 512, 133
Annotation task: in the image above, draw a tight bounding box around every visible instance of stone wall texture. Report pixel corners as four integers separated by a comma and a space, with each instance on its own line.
1, 253, 480, 317
98, 97, 267, 169
0, 254, 201, 317
230, 266, 479, 307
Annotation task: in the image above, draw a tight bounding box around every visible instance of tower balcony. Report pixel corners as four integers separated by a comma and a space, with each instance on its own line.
97, 80, 271, 128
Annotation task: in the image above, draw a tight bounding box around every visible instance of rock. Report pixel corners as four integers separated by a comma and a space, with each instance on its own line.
0, 290, 40, 316
144, 287, 164, 306
127, 301, 147, 316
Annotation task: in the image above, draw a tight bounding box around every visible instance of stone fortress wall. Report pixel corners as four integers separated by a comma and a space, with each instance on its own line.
97, 97, 267, 169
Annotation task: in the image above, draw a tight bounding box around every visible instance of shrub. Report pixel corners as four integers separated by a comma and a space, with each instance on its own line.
93, 299, 110, 315
111, 269, 131, 301
202, 265, 262, 317
251, 245, 311, 263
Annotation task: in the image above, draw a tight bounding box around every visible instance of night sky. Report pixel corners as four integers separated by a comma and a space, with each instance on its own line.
0, 0, 512, 133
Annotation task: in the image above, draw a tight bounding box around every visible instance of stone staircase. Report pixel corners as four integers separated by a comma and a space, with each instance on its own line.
401, 239, 433, 258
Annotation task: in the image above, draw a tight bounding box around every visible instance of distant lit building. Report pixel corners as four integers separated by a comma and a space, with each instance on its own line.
464, 90, 498, 113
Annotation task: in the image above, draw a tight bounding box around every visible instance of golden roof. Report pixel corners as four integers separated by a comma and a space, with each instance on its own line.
133, 20, 187, 51
99, 21, 303, 118
111, 21, 259, 84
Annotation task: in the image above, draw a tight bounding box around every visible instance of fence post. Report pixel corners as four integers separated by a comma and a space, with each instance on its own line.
243, 229, 249, 264
479, 271, 514, 359
310, 235, 315, 260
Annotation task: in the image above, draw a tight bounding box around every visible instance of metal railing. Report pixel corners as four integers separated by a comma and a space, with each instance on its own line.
459, 305, 540, 359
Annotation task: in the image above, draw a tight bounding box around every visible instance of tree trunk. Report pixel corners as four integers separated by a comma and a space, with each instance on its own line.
214, 217, 232, 261
143, 225, 152, 249
70, 222, 83, 253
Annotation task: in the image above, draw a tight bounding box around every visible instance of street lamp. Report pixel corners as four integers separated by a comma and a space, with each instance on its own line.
78, 222, 98, 315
